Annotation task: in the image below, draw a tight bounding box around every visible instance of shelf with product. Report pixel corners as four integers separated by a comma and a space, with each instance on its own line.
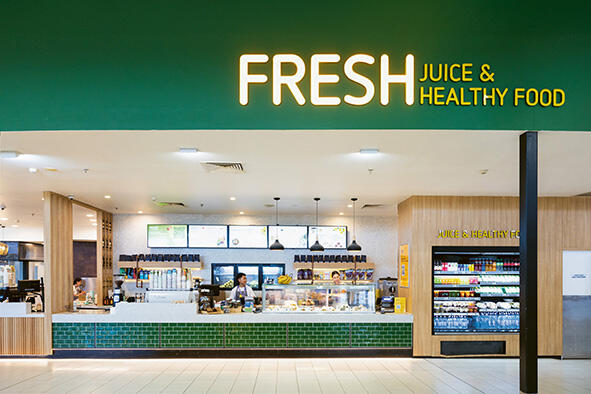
432, 246, 520, 334
293, 254, 375, 284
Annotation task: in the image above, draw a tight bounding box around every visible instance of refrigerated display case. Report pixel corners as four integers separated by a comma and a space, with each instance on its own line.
262, 284, 375, 313
432, 246, 520, 334
211, 264, 285, 290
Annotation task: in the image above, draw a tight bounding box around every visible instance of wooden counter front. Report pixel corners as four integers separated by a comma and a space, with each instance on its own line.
0, 317, 48, 356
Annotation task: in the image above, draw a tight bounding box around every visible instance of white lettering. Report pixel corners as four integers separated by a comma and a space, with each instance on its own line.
343, 54, 375, 106
272, 54, 306, 105
380, 54, 414, 105
239, 54, 269, 105
310, 54, 341, 106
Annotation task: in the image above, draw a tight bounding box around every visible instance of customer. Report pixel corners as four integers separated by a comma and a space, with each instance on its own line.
230, 272, 255, 301
73, 277, 86, 300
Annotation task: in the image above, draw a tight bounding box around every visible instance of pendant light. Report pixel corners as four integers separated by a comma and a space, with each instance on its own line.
269, 197, 284, 250
310, 197, 325, 252
347, 197, 362, 252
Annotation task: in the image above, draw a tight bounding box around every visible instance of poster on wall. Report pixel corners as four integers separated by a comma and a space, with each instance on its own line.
188, 225, 228, 248
399, 244, 409, 288
268, 225, 308, 249
307, 226, 347, 249
228, 225, 268, 248
147, 224, 188, 248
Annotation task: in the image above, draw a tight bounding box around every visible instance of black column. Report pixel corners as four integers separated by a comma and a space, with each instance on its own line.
519, 131, 538, 393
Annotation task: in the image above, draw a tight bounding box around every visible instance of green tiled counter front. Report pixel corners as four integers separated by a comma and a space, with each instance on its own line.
52, 321, 412, 349
96, 323, 159, 348
225, 323, 287, 348
351, 323, 412, 348
53, 323, 95, 349
288, 323, 350, 348
161, 323, 223, 348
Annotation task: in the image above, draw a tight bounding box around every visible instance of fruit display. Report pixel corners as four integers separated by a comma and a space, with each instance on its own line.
277, 275, 292, 284
220, 279, 234, 289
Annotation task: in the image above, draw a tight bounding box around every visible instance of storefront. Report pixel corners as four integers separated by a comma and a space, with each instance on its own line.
0, 1, 589, 360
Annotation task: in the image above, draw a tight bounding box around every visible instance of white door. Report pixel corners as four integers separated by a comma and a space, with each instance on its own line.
562, 251, 591, 359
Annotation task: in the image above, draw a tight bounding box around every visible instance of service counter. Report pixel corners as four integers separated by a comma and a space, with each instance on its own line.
51, 303, 413, 354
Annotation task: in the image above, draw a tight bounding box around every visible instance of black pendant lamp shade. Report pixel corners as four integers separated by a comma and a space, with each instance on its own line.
310, 197, 325, 252
269, 197, 284, 250
347, 197, 362, 252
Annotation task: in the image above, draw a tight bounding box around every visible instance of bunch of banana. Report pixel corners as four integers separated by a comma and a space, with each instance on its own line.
277, 275, 292, 284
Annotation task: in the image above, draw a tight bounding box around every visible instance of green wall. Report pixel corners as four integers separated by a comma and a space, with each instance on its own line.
0, 0, 589, 131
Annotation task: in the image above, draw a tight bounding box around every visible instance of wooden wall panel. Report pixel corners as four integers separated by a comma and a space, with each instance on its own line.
96, 210, 113, 305
399, 195, 591, 357
0, 318, 47, 355
397, 199, 412, 311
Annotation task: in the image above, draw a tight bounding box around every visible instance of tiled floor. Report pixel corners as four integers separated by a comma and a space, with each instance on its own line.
0, 357, 589, 393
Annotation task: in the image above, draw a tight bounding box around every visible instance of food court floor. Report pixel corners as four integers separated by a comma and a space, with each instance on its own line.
0, 357, 589, 393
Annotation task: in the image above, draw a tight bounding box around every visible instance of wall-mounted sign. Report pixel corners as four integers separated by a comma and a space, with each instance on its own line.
239, 54, 565, 109
437, 229, 520, 239
399, 244, 409, 288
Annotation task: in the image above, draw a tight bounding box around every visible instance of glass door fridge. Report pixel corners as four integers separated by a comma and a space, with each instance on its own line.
432, 246, 520, 334
236, 265, 260, 289
261, 265, 285, 286
211, 264, 235, 289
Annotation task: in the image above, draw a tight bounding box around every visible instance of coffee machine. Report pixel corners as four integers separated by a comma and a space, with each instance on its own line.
378, 277, 398, 313
112, 274, 125, 306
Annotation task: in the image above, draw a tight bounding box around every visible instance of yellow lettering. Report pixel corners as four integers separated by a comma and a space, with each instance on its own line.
462, 63, 473, 81
470, 87, 482, 105
514, 88, 525, 106
553, 89, 565, 107
449, 64, 461, 82
420, 87, 432, 105
434, 87, 445, 105
445, 88, 460, 105
526, 88, 538, 106
497, 88, 508, 106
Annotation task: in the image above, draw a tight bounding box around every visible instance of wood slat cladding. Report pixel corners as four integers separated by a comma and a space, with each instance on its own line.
398, 196, 591, 357
0, 318, 47, 355
96, 210, 113, 305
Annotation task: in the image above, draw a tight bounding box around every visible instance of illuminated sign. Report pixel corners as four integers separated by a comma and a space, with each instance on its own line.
437, 229, 520, 239
239, 54, 565, 108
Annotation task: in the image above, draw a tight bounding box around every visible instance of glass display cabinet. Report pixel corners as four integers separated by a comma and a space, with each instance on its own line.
262, 284, 376, 313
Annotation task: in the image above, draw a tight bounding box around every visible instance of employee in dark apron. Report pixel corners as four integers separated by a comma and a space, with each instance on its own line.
230, 272, 255, 301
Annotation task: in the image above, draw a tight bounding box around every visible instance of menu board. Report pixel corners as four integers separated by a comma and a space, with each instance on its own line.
228, 225, 268, 248
147, 224, 188, 248
268, 226, 308, 249
308, 226, 347, 249
188, 225, 228, 248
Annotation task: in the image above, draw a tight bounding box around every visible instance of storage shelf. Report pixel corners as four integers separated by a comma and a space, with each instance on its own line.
434, 297, 480, 301
434, 312, 478, 316
478, 282, 519, 286
479, 309, 519, 313
478, 293, 519, 298
293, 262, 375, 270
118, 261, 203, 269
433, 284, 477, 288
434, 271, 519, 275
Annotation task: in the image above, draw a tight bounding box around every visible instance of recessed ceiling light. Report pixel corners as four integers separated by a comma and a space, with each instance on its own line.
229, 197, 236, 201
44, 167, 59, 172
137, 210, 143, 214
359, 148, 379, 154
0, 151, 21, 159
339, 212, 344, 216
178, 147, 199, 154
347, 204, 353, 208
11, 224, 18, 228
89, 218, 97, 222
239, 211, 244, 215
0, 218, 8, 221
86, 214, 94, 218
104, 195, 111, 199
91, 223, 98, 226
480, 169, 489, 175
28, 167, 38, 173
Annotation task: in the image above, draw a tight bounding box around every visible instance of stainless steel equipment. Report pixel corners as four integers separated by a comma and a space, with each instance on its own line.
378, 277, 398, 298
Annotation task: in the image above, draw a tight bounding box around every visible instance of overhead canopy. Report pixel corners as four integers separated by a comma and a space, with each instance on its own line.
0, 0, 589, 131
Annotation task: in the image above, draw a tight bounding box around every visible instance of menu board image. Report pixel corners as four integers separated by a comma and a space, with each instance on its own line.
229, 225, 268, 248
188, 225, 228, 248
268, 226, 308, 249
147, 224, 188, 248
308, 226, 347, 249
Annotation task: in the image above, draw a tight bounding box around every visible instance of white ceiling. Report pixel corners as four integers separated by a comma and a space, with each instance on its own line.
0, 129, 590, 236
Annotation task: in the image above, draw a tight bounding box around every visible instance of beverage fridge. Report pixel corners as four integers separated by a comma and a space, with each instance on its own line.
432, 246, 520, 334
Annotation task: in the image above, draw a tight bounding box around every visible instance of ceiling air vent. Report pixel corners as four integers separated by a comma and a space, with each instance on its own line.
201, 161, 245, 174
361, 203, 386, 210
154, 201, 186, 208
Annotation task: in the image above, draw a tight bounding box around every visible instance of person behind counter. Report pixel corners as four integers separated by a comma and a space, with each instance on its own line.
230, 272, 255, 300
73, 277, 86, 301
332, 271, 342, 285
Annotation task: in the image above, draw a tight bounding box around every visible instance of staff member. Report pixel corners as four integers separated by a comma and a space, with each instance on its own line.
331, 271, 342, 285
73, 277, 86, 301
230, 272, 255, 300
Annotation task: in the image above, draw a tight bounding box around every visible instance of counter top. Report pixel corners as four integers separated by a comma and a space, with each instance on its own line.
52, 303, 413, 323
0, 302, 44, 318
